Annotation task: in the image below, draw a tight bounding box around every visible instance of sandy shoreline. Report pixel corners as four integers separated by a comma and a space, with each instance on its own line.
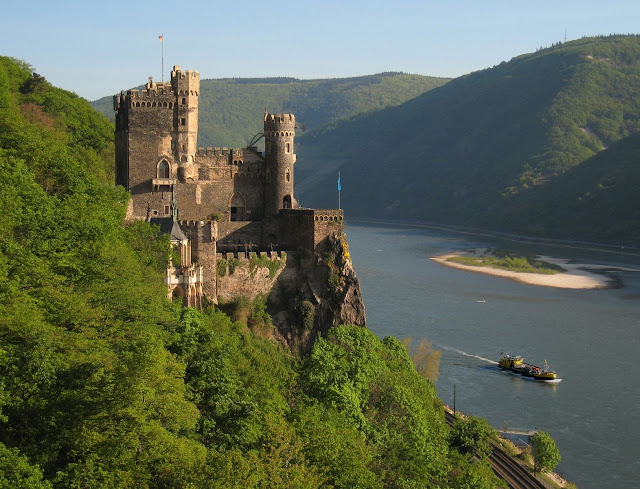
430, 250, 639, 289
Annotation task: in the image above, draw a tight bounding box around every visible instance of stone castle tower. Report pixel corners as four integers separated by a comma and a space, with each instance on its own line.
113, 66, 345, 308
264, 113, 296, 217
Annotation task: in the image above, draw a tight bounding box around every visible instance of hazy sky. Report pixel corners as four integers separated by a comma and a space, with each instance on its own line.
2, 0, 640, 101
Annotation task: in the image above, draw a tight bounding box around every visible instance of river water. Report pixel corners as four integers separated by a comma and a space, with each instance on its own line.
345, 222, 640, 489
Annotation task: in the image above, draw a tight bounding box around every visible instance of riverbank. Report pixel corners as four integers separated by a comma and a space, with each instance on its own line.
430, 250, 639, 289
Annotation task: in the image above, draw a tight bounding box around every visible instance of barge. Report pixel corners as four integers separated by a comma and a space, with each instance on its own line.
499, 354, 559, 381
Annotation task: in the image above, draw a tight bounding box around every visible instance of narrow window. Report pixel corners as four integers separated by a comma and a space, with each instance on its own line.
285, 142, 291, 153
164, 205, 170, 215
285, 168, 291, 183
181, 117, 186, 125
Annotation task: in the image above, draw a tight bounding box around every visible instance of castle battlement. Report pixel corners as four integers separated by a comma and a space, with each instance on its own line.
217, 250, 287, 261
172, 65, 199, 80
264, 113, 296, 133
312, 210, 344, 222
196, 147, 244, 157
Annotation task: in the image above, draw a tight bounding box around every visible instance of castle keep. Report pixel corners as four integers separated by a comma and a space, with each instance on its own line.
114, 66, 344, 307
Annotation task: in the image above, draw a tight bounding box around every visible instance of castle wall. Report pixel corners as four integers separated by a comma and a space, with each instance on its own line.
278, 209, 316, 252
311, 210, 344, 254
216, 221, 264, 251
277, 209, 344, 254
127, 105, 176, 218
215, 251, 289, 301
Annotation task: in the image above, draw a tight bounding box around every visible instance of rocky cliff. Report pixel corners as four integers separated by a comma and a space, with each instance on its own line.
264, 231, 366, 352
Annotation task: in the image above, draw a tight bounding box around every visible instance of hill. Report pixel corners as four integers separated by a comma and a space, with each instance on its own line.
92, 73, 449, 148
0, 56, 499, 488
294, 35, 640, 245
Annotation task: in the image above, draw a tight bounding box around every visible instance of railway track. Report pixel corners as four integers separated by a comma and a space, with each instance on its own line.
445, 411, 548, 489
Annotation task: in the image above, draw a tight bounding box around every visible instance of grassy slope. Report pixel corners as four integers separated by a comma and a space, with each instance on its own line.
92, 73, 449, 148
294, 35, 640, 245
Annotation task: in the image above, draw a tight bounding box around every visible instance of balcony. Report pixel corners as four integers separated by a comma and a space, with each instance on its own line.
152, 177, 177, 190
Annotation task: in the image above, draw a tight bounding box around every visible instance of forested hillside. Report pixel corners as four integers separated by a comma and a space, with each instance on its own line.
295, 35, 640, 245
92, 73, 449, 148
1, 56, 498, 488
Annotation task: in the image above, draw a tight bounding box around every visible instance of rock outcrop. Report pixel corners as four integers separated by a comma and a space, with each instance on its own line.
267, 232, 366, 352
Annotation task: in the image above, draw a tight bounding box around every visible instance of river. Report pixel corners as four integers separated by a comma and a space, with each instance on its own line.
345, 221, 640, 489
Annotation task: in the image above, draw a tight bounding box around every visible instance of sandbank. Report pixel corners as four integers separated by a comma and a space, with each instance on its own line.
430, 250, 639, 289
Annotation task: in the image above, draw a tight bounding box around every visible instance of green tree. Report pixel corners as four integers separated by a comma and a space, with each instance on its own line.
531, 430, 561, 473
0, 443, 51, 489
448, 416, 496, 458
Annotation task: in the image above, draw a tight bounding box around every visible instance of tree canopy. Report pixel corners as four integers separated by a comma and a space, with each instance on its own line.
0, 55, 503, 488
531, 430, 561, 473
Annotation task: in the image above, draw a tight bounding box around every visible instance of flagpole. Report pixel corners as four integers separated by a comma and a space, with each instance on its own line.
159, 33, 164, 83
338, 172, 341, 210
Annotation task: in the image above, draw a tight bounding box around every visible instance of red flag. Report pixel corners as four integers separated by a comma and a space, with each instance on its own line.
158, 35, 163, 41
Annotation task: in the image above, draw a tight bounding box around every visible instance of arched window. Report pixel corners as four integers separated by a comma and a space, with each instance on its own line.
158, 160, 170, 178
182, 97, 186, 105
230, 193, 246, 221
285, 142, 291, 153
283, 195, 292, 209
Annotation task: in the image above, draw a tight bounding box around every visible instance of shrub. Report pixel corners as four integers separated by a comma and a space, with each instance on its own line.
216, 258, 227, 277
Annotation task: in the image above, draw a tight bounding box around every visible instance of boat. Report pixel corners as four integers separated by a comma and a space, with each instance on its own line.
499, 354, 558, 381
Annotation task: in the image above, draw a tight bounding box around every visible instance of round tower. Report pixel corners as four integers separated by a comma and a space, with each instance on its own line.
171, 65, 200, 182
264, 113, 296, 217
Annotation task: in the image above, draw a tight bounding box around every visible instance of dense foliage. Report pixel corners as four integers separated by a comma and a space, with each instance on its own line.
91, 73, 449, 148
295, 35, 640, 245
0, 56, 500, 488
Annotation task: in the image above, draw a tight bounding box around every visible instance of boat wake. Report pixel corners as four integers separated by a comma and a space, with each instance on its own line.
441, 346, 498, 365
501, 371, 563, 384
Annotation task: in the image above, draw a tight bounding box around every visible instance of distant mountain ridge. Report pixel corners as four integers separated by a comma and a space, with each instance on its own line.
294, 35, 640, 245
91, 72, 449, 148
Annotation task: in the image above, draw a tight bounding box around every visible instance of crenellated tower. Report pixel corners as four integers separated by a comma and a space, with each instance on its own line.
264, 113, 297, 217
171, 66, 200, 182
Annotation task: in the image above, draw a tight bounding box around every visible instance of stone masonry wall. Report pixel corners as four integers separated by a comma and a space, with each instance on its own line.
216, 221, 264, 251
216, 251, 288, 301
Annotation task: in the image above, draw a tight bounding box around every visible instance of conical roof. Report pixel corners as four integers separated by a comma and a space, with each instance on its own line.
170, 220, 188, 242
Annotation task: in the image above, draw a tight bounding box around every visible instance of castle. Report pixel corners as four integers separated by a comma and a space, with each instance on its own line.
113, 66, 344, 308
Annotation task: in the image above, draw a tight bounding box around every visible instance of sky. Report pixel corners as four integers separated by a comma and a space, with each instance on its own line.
2, 0, 640, 101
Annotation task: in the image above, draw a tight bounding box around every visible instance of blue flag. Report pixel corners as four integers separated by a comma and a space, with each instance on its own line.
337, 176, 342, 191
